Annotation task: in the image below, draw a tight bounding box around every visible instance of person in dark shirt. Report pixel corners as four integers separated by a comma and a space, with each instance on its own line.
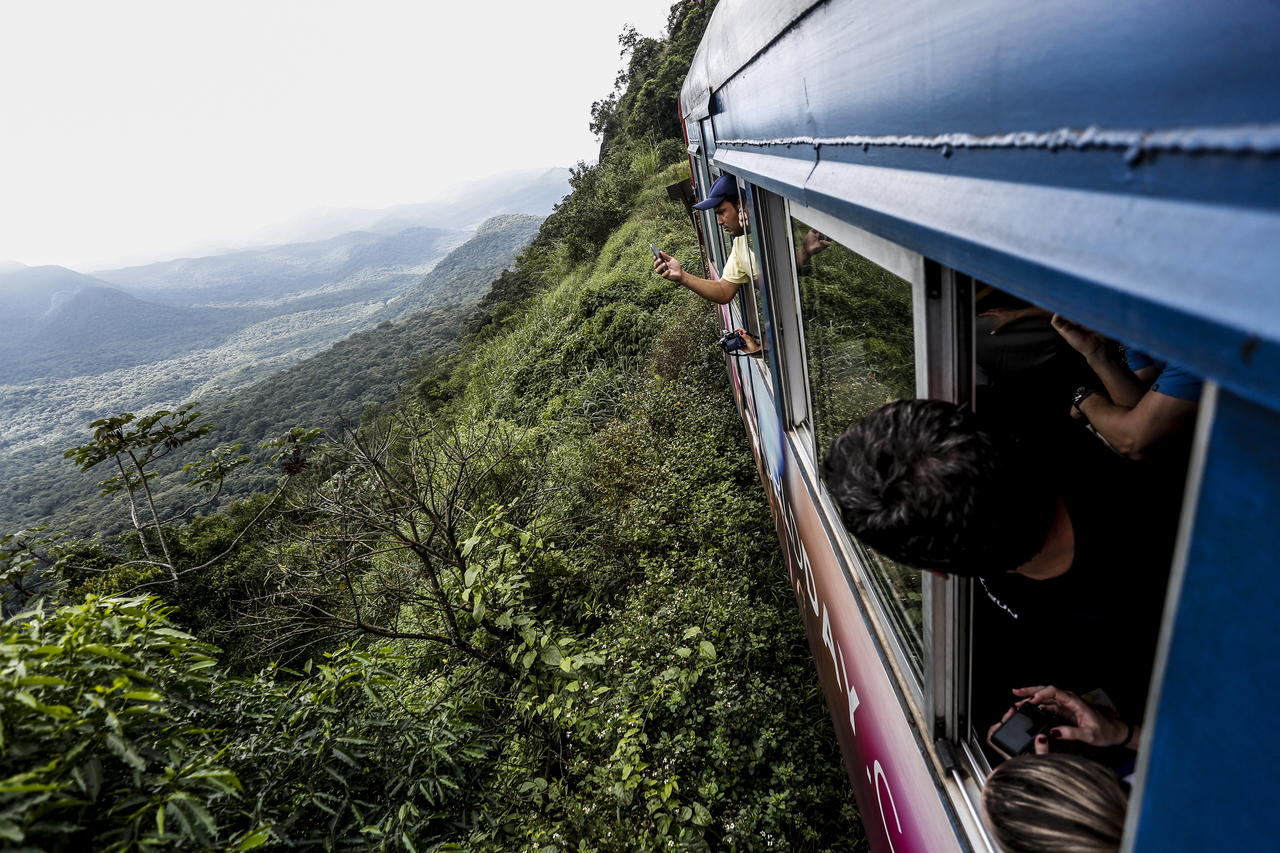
822, 399, 1177, 722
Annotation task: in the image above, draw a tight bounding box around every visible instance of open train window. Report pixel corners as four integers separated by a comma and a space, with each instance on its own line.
963, 290, 1193, 772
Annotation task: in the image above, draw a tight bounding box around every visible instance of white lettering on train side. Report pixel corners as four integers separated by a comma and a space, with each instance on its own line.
782, 505, 800, 584
787, 481, 888, 844
800, 542, 819, 616
870, 760, 903, 853
837, 637, 861, 735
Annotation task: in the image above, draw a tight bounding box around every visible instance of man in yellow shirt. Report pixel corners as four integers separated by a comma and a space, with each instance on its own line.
653, 174, 828, 304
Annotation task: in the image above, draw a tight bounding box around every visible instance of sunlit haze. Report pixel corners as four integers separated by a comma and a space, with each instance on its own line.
0, 0, 677, 270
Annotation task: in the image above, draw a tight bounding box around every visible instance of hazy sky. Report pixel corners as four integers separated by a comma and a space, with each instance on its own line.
0, 0, 677, 269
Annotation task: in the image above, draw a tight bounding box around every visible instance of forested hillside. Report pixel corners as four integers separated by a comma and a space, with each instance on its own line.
0, 171, 572, 504
0, 215, 546, 538
0, 2, 868, 849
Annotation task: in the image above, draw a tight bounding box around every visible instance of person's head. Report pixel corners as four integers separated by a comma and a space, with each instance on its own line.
713, 197, 744, 238
693, 173, 743, 237
982, 754, 1128, 853
821, 399, 1056, 576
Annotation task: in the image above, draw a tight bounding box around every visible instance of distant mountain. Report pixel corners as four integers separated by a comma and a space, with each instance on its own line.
0, 260, 27, 275
379, 214, 544, 321
74, 167, 572, 270
0, 213, 541, 471
231, 168, 570, 248
3, 285, 261, 380
93, 226, 468, 308
0, 226, 468, 385
0, 265, 117, 325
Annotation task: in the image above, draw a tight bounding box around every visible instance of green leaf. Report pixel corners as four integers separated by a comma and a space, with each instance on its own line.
238, 829, 272, 850
123, 691, 164, 702
168, 795, 217, 846
80, 644, 132, 662
682, 626, 701, 639
14, 675, 71, 687
106, 734, 146, 771
12, 691, 73, 719
698, 640, 716, 661
185, 767, 243, 795
0, 819, 23, 843
0, 782, 59, 794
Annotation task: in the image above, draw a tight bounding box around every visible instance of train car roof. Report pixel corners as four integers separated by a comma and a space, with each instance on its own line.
682, 0, 1280, 412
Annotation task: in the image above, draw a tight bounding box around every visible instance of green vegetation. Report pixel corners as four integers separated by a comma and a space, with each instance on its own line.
0, 596, 491, 851
0, 2, 869, 849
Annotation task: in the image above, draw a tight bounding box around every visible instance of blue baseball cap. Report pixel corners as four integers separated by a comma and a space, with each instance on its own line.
692, 173, 739, 210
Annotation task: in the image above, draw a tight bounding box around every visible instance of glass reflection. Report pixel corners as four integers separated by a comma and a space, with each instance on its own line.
794, 217, 922, 670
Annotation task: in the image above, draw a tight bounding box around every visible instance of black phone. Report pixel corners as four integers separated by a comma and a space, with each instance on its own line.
990, 703, 1063, 756
650, 243, 663, 260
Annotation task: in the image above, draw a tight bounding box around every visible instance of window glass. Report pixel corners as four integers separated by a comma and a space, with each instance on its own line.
743, 202, 769, 349
793, 216, 922, 669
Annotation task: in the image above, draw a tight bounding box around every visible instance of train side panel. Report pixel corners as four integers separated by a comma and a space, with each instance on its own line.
724, 324, 965, 853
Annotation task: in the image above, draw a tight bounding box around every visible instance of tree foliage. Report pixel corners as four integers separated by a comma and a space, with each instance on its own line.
0, 596, 491, 852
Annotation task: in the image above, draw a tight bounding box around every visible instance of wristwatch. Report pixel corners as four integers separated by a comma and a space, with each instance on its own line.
1071, 386, 1096, 417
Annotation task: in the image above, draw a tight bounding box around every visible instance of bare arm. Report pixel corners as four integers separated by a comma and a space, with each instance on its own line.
795, 229, 831, 267
1077, 389, 1198, 460
654, 251, 743, 305
1051, 314, 1150, 407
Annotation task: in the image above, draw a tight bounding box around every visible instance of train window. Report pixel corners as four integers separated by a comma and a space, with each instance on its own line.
791, 215, 923, 670
741, 200, 769, 347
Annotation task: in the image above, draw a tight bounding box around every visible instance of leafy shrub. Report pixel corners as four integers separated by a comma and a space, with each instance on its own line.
0, 596, 491, 851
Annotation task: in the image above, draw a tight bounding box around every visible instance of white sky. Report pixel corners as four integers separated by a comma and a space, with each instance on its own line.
0, 0, 677, 269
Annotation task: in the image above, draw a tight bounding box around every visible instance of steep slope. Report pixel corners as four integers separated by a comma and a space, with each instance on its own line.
379, 214, 543, 321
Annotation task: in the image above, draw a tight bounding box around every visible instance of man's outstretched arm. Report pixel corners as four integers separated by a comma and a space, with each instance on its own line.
654, 251, 743, 305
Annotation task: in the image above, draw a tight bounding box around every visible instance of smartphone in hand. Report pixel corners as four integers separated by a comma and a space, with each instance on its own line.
650, 243, 664, 260
991, 703, 1065, 756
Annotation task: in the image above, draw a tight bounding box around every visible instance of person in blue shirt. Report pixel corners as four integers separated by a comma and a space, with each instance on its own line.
1050, 314, 1201, 460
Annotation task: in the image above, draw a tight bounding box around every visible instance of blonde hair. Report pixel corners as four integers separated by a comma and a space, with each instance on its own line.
982, 754, 1128, 853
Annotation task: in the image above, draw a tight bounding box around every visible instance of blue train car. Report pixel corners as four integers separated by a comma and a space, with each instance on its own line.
676, 1, 1280, 850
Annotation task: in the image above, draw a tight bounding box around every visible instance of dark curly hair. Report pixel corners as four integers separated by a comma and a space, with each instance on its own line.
821, 399, 1056, 575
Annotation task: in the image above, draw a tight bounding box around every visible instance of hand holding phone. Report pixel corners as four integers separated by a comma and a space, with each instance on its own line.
989, 702, 1067, 757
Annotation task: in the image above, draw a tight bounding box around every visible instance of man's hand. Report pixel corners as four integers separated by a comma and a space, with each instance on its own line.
1050, 313, 1106, 359
796, 229, 832, 266
654, 250, 683, 284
